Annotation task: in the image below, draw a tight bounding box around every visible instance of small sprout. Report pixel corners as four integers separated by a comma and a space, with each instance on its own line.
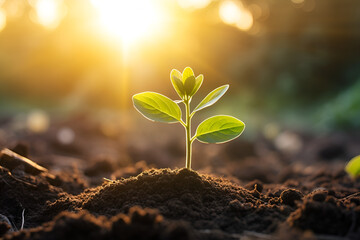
345, 155, 360, 178
133, 67, 245, 169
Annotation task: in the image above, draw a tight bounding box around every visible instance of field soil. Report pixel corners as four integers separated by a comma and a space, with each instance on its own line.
0, 115, 359, 240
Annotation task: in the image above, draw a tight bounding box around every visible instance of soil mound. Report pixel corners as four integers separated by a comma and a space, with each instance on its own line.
44, 168, 289, 234
287, 191, 360, 237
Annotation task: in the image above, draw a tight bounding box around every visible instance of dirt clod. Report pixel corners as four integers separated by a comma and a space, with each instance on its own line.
0, 222, 11, 237
287, 198, 353, 236
280, 189, 303, 207
311, 190, 328, 202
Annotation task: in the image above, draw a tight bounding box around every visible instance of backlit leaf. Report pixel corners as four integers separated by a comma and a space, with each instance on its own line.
170, 69, 185, 99
184, 75, 196, 96
182, 67, 194, 82
195, 115, 245, 143
133, 92, 181, 123
193, 85, 229, 113
189, 74, 203, 96
345, 155, 360, 178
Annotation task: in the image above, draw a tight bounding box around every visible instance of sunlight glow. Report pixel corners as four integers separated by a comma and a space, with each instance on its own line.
31, 0, 66, 29
177, 0, 212, 10
219, 1, 253, 31
91, 0, 165, 47
3, 0, 24, 18
235, 10, 253, 31
219, 1, 242, 25
291, 0, 305, 4
0, 8, 6, 32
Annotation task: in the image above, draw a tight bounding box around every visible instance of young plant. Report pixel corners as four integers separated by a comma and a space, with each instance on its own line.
345, 155, 360, 178
132, 67, 245, 169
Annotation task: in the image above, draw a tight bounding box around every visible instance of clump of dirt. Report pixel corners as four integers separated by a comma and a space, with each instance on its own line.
0, 222, 11, 238
0, 166, 62, 229
280, 189, 303, 207
5, 207, 194, 240
84, 158, 115, 177
43, 168, 289, 234
287, 191, 360, 236
111, 160, 152, 179
0, 161, 86, 230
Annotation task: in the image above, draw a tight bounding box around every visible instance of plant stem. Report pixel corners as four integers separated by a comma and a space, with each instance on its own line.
185, 99, 192, 169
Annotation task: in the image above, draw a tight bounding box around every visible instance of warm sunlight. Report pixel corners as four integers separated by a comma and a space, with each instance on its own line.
177, 0, 212, 10
219, 0, 253, 31
0, 8, 6, 32
91, 0, 165, 47
31, 0, 66, 29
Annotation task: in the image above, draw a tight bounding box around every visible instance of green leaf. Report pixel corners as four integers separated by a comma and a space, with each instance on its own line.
345, 155, 360, 178
195, 115, 245, 143
133, 92, 181, 123
189, 74, 203, 96
193, 85, 229, 113
184, 76, 196, 96
182, 67, 194, 82
170, 69, 185, 99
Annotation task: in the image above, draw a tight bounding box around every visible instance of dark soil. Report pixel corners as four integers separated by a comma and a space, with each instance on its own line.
5, 207, 194, 240
1, 164, 360, 239
0, 116, 360, 239
41, 168, 288, 234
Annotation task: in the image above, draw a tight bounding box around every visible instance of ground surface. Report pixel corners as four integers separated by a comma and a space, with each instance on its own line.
0, 115, 359, 240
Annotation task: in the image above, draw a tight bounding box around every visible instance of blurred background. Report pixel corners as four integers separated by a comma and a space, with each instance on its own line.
0, 0, 359, 175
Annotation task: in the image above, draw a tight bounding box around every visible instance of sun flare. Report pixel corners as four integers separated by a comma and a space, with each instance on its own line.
91, 0, 165, 47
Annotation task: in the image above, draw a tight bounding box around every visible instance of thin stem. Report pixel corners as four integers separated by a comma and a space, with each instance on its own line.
185, 99, 192, 169
179, 119, 186, 128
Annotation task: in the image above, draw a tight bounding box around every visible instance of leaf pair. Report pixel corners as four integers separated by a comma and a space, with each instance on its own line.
171, 67, 203, 100
132, 91, 245, 143
132, 67, 245, 145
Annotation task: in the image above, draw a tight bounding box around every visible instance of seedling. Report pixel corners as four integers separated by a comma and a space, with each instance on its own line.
132, 67, 245, 169
345, 155, 360, 178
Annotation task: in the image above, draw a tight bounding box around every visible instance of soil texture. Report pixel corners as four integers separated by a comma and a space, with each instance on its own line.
0, 117, 359, 239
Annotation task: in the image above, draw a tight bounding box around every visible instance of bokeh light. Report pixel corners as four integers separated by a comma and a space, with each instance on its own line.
2, 0, 24, 19
29, 0, 67, 29
219, 0, 253, 31
291, 0, 305, 4
0, 8, 6, 32
177, 0, 212, 10
57, 127, 75, 145
219, 1, 242, 25
26, 110, 50, 133
235, 9, 253, 31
